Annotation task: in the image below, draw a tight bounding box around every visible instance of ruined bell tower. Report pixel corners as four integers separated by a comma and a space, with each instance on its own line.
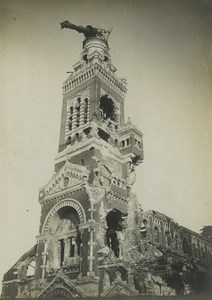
1, 22, 144, 298
2, 21, 212, 299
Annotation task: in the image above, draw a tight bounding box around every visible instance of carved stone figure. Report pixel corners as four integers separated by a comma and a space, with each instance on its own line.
103, 272, 111, 289
60, 20, 111, 45
115, 271, 122, 282
56, 219, 74, 233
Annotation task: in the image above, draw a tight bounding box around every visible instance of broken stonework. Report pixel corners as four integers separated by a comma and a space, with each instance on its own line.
1, 21, 212, 299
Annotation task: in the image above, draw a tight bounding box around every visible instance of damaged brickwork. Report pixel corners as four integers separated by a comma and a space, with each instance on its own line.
1, 22, 212, 298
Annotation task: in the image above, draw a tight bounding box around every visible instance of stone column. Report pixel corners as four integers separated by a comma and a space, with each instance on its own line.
88, 228, 95, 276
86, 99, 89, 123
64, 238, 70, 265
79, 229, 83, 274
53, 240, 61, 269
73, 238, 78, 257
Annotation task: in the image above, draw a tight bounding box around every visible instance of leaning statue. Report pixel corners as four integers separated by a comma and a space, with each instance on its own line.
60, 20, 111, 46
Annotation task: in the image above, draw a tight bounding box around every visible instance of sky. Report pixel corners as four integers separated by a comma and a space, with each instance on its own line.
0, 0, 212, 287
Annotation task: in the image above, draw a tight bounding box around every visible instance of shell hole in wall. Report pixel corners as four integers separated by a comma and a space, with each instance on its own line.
99, 95, 117, 122
98, 128, 110, 142
106, 209, 127, 258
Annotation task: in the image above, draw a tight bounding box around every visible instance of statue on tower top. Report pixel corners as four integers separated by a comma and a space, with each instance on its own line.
60, 20, 111, 46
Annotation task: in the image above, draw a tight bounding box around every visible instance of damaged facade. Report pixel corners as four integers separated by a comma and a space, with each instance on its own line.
1, 24, 212, 298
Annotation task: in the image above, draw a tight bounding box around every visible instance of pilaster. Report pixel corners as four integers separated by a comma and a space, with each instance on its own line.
41, 241, 48, 279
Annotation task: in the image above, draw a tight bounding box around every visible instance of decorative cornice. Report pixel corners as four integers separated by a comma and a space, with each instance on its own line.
54, 137, 123, 165
63, 62, 127, 97
39, 184, 86, 205
106, 190, 128, 206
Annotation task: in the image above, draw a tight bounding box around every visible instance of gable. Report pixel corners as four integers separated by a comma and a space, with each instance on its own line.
38, 273, 86, 298
102, 281, 138, 297
39, 161, 90, 201
40, 285, 74, 298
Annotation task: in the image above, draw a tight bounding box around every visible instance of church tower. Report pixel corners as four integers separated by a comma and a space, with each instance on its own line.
1, 23, 143, 298
2, 22, 211, 299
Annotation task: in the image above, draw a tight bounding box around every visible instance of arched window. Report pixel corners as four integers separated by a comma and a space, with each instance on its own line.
84, 98, 89, 123
47, 205, 82, 268
175, 234, 180, 251
200, 247, 205, 263
192, 243, 198, 258
69, 106, 73, 131
165, 231, 171, 247
182, 237, 190, 254
154, 227, 159, 243
75, 98, 81, 127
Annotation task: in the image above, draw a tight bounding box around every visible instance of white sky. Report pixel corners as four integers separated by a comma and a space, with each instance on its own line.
0, 0, 212, 287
